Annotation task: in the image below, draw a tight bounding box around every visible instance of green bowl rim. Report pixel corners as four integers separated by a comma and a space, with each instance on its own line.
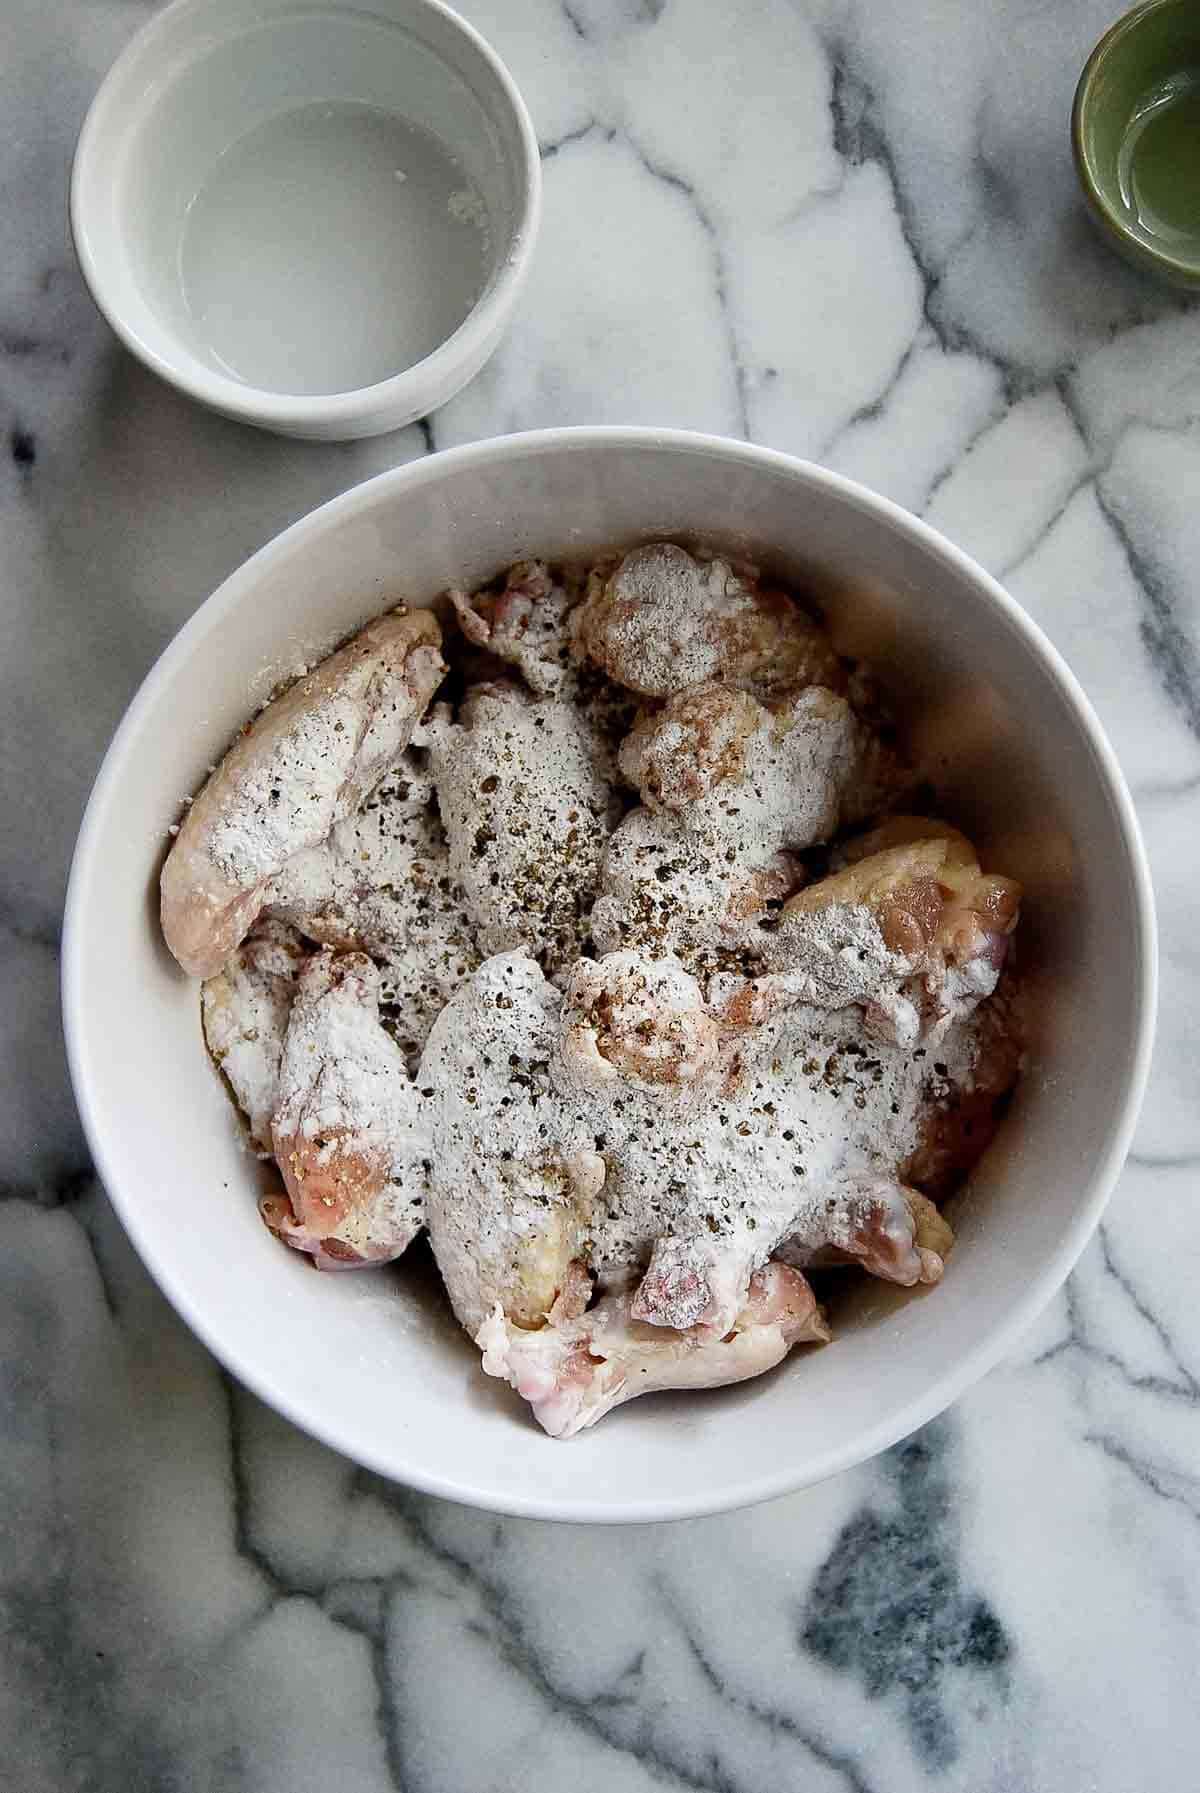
1071, 0, 1200, 282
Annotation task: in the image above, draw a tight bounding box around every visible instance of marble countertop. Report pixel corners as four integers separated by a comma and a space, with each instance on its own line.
3, 1, 1199, 1787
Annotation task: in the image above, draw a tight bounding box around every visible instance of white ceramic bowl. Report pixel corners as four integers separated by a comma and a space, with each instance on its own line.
70, 0, 540, 439
63, 429, 1156, 1521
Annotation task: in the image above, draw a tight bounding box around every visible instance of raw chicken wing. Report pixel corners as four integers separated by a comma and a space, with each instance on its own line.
266, 950, 430, 1269
777, 1177, 953, 1287
161, 609, 444, 978
264, 753, 479, 1070
573, 543, 844, 699
419, 952, 605, 1334
592, 683, 889, 975
726, 820, 1021, 1044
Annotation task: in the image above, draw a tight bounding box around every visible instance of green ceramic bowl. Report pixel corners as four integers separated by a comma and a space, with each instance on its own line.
1073, 0, 1200, 288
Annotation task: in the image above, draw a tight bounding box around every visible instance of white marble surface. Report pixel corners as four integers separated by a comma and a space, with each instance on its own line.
3, 0, 1199, 1787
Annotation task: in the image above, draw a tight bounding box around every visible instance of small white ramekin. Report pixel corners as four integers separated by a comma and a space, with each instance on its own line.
70, 0, 541, 439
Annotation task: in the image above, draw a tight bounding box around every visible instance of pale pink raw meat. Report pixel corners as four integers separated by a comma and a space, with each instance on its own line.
777, 1177, 954, 1287
266, 950, 430, 1270
477, 1260, 829, 1437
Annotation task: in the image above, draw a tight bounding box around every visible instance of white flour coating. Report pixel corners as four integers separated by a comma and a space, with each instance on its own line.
418, 949, 986, 1338
449, 560, 638, 769
590, 804, 798, 972
161, 609, 445, 978
573, 543, 846, 700
263, 752, 479, 1071
622, 682, 882, 839
270, 952, 431, 1265
426, 681, 621, 977
737, 900, 940, 1047
708, 903, 914, 1038
449, 562, 577, 698
756, 1001, 976, 1267
200, 919, 309, 1149
208, 639, 442, 887
417, 952, 591, 1335
592, 685, 884, 974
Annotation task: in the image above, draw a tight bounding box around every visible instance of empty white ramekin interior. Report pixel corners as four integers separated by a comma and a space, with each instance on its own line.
72, 0, 535, 418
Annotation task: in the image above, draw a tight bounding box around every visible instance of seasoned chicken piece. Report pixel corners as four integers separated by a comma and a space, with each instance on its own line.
551, 951, 805, 1331
477, 1261, 829, 1438
592, 684, 889, 975
265, 951, 430, 1270
553, 951, 757, 1329
430, 1151, 601, 1338
426, 681, 620, 978
201, 920, 310, 1149
420, 936, 997, 1428
620, 681, 894, 836
722, 820, 1021, 1044
161, 609, 445, 978
555, 951, 723, 1102
777, 1178, 953, 1287
423, 952, 811, 1350
263, 754, 479, 1071
622, 681, 763, 807
448, 560, 639, 759
573, 542, 843, 700
448, 560, 574, 696
591, 804, 800, 975
264, 751, 433, 948
901, 987, 1023, 1198
419, 952, 606, 1334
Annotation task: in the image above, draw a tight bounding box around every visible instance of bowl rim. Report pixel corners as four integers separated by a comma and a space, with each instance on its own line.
62, 426, 1159, 1522
68, 0, 542, 431
1071, 0, 1200, 284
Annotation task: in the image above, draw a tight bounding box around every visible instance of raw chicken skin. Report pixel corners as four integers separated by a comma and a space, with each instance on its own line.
201, 919, 309, 1150
776, 1178, 953, 1286
724, 819, 1021, 1045
161, 609, 444, 978
264, 753, 479, 1072
573, 543, 845, 699
267, 950, 430, 1270
478, 1261, 830, 1438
